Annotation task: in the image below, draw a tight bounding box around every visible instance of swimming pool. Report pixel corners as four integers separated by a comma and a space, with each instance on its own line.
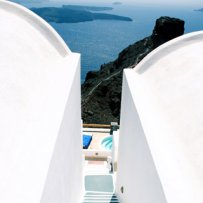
101, 136, 112, 150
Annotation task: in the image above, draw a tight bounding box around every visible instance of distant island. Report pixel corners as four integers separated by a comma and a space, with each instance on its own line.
31, 5, 132, 23
113, 2, 122, 5
62, 5, 113, 11
195, 8, 203, 12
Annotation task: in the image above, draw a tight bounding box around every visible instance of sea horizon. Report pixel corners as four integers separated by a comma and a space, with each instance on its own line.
9, 1, 203, 82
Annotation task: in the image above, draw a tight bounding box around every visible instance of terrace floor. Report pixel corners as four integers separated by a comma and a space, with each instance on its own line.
83, 128, 110, 150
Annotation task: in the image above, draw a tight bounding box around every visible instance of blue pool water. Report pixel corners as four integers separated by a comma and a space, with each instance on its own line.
101, 136, 112, 150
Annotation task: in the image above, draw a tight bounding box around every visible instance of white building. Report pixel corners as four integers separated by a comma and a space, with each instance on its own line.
0, 1, 203, 203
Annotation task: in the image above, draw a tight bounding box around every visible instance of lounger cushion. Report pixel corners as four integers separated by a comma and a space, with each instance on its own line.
83, 134, 92, 149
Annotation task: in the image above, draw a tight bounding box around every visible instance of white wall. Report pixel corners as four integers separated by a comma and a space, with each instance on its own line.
40, 57, 83, 203
0, 2, 83, 203
115, 71, 167, 203
112, 130, 119, 171
0, 1, 70, 57
116, 31, 203, 203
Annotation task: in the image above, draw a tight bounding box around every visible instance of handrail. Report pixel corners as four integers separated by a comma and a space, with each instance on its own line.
83, 124, 111, 128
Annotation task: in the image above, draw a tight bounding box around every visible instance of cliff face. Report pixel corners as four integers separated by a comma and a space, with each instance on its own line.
82, 16, 185, 124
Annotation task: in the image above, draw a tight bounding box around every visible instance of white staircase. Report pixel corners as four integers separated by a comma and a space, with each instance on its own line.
82, 161, 119, 203
83, 192, 119, 203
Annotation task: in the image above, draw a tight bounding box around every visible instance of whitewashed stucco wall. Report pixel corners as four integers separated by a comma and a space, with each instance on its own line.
115, 71, 167, 203
0, 1, 83, 203
40, 57, 83, 203
116, 31, 203, 203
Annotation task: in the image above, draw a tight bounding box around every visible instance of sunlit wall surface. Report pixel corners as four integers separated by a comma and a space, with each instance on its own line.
117, 31, 203, 202
0, 1, 83, 203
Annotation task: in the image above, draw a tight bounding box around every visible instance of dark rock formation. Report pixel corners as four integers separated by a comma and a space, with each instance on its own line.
82, 16, 184, 124
152, 16, 185, 46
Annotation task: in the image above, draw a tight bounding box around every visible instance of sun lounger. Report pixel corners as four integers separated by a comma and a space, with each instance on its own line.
83, 134, 92, 149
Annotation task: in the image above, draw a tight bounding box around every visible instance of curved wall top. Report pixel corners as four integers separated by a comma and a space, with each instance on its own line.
0, 0, 70, 57
135, 31, 203, 74
127, 31, 203, 202
133, 30, 203, 137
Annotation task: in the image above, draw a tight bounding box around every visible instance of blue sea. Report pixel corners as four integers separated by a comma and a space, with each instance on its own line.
10, 1, 203, 82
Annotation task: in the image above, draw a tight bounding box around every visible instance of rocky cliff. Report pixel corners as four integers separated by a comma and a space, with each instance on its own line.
82, 16, 185, 124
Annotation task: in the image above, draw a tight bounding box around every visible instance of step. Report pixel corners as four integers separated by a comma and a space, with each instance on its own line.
85, 175, 114, 193
84, 161, 110, 175
83, 193, 119, 203
82, 193, 119, 203
83, 200, 119, 203
83, 174, 119, 203
84, 194, 117, 197
84, 193, 116, 196
84, 192, 115, 196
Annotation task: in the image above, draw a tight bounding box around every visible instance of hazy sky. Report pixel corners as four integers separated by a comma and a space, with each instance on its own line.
48, 0, 202, 7
123, 0, 201, 7
13, 0, 201, 8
